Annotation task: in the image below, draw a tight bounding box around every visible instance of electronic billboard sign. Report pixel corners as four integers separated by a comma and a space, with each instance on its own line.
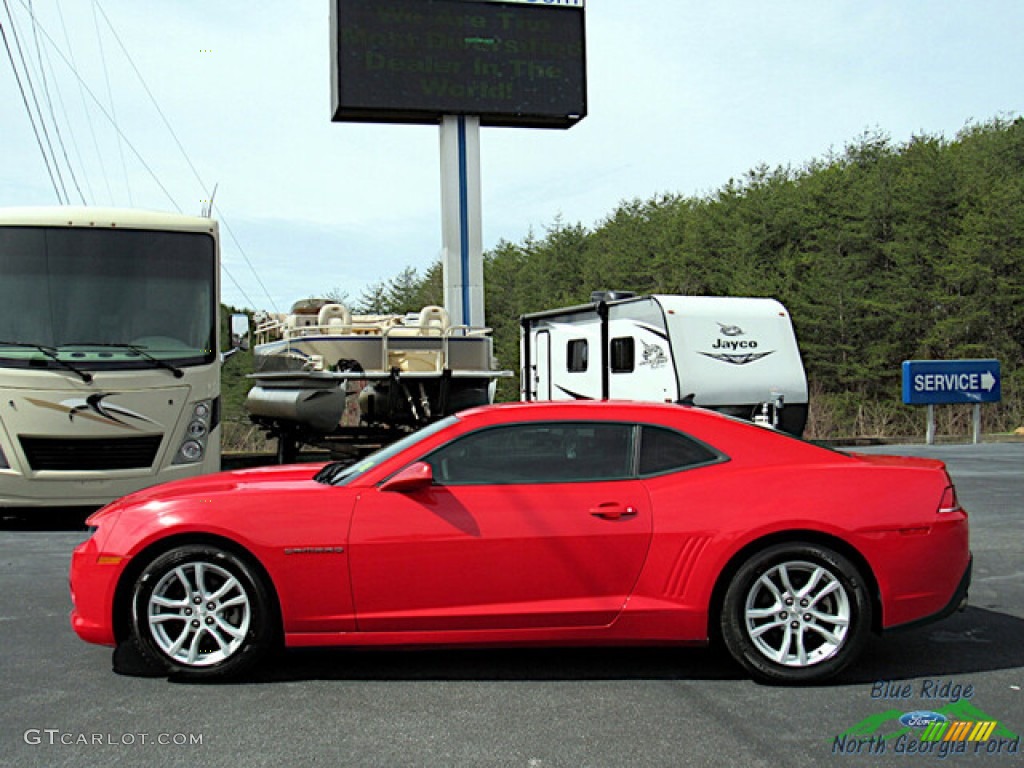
330, 0, 587, 129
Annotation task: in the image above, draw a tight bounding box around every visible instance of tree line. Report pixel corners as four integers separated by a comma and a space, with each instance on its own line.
335, 116, 1024, 437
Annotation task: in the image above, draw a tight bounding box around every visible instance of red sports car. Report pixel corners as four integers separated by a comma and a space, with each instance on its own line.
70, 401, 971, 683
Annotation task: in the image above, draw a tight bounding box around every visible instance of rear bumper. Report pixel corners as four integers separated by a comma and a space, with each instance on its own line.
884, 553, 972, 634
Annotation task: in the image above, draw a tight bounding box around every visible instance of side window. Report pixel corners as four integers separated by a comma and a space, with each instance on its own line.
638, 426, 721, 476
426, 422, 635, 485
567, 339, 588, 372
610, 337, 635, 373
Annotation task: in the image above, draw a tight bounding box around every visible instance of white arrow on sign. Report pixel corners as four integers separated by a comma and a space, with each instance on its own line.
982, 371, 997, 391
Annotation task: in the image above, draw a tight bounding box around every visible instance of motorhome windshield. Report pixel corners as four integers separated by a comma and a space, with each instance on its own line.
0, 226, 216, 370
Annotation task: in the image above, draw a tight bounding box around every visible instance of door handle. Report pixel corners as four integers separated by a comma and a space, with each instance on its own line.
589, 503, 638, 520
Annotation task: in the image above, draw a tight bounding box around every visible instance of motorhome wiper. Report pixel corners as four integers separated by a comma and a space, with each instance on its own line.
0, 340, 93, 383
126, 345, 185, 378
63, 342, 185, 379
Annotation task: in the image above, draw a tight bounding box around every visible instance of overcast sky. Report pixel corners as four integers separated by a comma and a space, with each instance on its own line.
1, 1, 1021, 314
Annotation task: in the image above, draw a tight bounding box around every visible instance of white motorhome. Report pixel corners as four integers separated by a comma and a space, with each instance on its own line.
520, 293, 809, 436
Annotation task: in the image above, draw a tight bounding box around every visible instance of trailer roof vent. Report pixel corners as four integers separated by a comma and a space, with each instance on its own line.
590, 290, 636, 303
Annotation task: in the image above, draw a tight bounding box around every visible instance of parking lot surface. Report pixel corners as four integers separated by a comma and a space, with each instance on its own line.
1, 443, 1021, 767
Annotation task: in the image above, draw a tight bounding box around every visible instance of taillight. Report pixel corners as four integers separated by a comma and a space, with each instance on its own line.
938, 485, 962, 514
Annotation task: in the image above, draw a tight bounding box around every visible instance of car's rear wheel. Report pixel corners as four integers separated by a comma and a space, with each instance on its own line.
127, 544, 275, 680
720, 542, 871, 683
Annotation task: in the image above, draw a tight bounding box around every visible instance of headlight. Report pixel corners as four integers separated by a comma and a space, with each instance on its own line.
178, 440, 204, 463
173, 400, 213, 465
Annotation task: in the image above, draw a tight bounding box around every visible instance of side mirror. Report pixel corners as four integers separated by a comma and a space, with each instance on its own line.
380, 462, 434, 493
230, 313, 251, 351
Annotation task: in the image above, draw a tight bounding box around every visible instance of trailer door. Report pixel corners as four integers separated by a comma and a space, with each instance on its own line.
532, 330, 552, 400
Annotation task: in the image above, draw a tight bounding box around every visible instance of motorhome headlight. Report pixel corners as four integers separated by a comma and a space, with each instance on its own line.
178, 440, 204, 463
173, 399, 213, 465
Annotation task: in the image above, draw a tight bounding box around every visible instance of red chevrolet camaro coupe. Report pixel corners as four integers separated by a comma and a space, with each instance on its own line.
70, 401, 971, 683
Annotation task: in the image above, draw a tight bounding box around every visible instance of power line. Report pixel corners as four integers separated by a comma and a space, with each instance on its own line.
2, 0, 65, 202
12, 0, 180, 211
91, 0, 130, 205
92, 0, 279, 313
2, 10, 60, 199
28, 0, 85, 204
14, 1, 273, 311
214, 207, 279, 313
56, 0, 107, 204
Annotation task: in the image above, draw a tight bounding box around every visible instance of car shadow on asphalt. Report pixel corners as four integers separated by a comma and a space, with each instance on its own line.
204, 606, 1023, 686
249, 645, 745, 684
0, 508, 93, 531
837, 606, 1024, 685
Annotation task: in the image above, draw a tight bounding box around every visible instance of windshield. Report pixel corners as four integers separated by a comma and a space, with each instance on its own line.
315, 416, 459, 486
0, 226, 216, 370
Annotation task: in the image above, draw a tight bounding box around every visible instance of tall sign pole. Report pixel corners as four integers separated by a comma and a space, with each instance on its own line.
439, 115, 483, 328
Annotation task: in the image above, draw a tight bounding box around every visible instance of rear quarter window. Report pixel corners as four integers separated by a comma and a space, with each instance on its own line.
638, 425, 724, 476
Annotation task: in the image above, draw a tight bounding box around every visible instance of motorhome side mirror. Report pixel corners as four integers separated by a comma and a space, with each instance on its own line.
380, 462, 434, 493
230, 313, 251, 351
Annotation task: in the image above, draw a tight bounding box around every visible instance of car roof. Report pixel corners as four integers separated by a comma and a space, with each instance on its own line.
457, 400, 729, 425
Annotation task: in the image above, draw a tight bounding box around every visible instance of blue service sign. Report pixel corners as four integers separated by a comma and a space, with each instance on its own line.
902, 359, 1001, 405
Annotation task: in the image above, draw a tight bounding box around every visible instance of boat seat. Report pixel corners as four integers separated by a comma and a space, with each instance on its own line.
317, 303, 351, 334
418, 305, 449, 336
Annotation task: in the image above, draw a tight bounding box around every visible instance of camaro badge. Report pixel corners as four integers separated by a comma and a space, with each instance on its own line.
27, 393, 158, 431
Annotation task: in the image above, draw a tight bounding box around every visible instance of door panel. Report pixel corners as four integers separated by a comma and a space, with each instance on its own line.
349, 480, 652, 632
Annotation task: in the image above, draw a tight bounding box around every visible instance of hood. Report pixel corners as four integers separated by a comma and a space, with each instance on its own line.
99, 462, 328, 508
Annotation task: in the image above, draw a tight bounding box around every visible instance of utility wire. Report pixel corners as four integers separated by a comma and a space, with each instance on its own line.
91, 0, 131, 205
214, 207, 277, 313
12, 4, 181, 211
39, 26, 91, 203
28, 0, 86, 203
16, 0, 270, 311
1, 11, 61, 200
220, 256, 259, 311
2, 0, 65, 202
93, 0, 279, 313
56, 0, 107, 204
92, 1, 210, 203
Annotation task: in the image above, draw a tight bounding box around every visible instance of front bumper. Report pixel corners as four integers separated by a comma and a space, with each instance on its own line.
69, 534, 122, 646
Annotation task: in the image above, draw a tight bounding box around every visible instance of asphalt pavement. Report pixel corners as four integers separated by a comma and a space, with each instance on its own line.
1, 443, 1021, 768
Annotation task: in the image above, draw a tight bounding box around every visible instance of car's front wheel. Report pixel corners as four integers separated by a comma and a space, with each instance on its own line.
127, 544, 275, 680
720, 542, 871, 683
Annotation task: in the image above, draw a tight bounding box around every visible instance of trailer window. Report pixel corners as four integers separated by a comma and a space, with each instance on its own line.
610, 337, 635, 373
567, 339, 588, 372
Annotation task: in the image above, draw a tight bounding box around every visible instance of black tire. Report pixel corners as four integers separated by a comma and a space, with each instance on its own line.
128, 544, 276, 680
720, 542, 871, 684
